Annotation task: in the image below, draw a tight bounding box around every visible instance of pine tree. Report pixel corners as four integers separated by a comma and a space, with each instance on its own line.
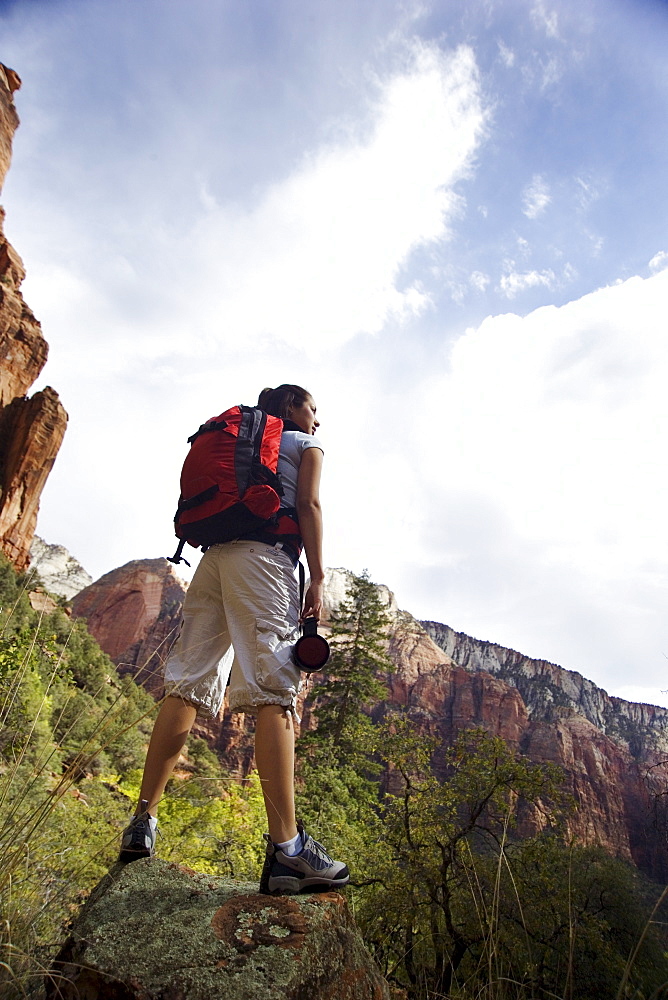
309, 569, 393, 747
295, 571, 393, 849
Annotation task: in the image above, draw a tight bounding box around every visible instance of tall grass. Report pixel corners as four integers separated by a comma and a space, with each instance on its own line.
0, 573, 160, 996
0, 563, 268, 997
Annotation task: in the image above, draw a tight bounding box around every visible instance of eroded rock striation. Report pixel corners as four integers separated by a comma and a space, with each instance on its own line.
48, 858, 389, 1000
421, 620, 668, 759
0, 63, 68, 570
73, 557, 668, 878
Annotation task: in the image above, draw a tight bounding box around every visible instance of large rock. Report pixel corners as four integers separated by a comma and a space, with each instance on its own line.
0, 387, 68, 569
48, 858, 389, 1000
0, 63, 68, 571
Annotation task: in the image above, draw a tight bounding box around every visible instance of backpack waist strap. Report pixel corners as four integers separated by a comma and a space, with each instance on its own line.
238, 506, 302, 564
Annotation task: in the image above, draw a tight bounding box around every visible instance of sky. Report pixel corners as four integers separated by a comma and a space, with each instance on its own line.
1, 0, 667, 706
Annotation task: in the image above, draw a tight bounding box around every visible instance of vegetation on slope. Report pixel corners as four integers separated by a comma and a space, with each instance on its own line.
1, 556, 666, 999
0, 556, 265, 997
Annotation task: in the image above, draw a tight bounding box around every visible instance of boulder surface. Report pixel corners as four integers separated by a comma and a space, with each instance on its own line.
48, 858, 389, 1000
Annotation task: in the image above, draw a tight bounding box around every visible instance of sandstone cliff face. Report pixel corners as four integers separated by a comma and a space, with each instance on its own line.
71, 558, 187, 687
0, 64, 21, 198
72, 557, 668, 878
380, 634, 668, 876
0, 63, 68, 571
421, 620, 668, 759
0, 388, 68, 568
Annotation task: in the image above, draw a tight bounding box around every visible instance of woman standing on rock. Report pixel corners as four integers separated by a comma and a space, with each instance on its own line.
119, 384, 349, 895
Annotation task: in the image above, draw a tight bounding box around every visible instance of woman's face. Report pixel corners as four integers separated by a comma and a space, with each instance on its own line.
288, 396, 319, 436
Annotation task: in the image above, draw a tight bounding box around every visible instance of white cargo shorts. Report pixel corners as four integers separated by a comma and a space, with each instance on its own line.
163, 540, 302, 719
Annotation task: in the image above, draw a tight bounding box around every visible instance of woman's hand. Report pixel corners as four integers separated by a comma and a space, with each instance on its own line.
301, 578, 324, 622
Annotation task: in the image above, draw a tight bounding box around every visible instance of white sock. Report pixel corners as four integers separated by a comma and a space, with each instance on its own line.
148, 815, 158, 832
277, 831, 301, 856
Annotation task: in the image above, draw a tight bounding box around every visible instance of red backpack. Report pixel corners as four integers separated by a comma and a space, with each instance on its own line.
168, 405, 300, 566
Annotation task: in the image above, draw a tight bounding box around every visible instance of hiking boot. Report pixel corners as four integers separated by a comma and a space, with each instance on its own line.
259, 821, 349, 895
119, 799, 157, 863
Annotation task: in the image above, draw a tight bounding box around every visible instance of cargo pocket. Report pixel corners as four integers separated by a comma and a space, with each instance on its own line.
254, 616, 300, 694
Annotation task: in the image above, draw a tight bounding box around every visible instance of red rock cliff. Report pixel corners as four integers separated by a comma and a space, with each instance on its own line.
0, 63, 68, 570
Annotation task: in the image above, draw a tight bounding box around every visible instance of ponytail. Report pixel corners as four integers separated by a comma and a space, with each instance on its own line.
257, 384, 310, 419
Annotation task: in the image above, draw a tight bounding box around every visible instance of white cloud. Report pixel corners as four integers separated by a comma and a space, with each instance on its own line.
649, 250, 668, 273
497, 41, 515, 67
575, 173, 604, 211
183, 42, 486, 355
30, 35, 490, 576
406, 268, 668, 690
531, 2, 560, 39
539, 56, 563, 90
24, 41, 487, 370
470, 270, 490, 291
498, 267, 555, 297
522, 174, 551, 218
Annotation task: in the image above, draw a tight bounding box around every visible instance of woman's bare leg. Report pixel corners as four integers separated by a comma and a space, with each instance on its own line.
138, 695, 198, 815
255, 704, 298, 844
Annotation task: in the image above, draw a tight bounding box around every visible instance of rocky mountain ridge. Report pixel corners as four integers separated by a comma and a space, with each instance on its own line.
422, 620, 668, 759
29, 536, 93, 599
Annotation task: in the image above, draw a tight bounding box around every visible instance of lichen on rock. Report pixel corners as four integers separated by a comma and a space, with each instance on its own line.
48, 858, 390, 999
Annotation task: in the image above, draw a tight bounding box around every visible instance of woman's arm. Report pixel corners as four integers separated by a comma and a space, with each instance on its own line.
296, 446, 324, 620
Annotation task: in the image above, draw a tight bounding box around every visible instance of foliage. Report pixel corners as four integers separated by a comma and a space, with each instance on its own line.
296, 570, 392, 861
487, 837, 668, 1000
348, 717, 668, 1000
0, 556, 160, 996
350, 719, 563, 997
307, 569, 393, 746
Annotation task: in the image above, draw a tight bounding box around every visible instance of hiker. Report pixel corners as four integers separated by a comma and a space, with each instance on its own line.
119, 384, 349, 895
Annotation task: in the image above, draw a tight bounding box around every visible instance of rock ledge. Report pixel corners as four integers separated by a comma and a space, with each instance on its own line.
48, 858, 389, 999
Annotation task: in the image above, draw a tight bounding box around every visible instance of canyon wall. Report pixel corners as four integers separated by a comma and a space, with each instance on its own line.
0, 63, 68, 570
421, 620, 668, 759
70, 559, 668, 879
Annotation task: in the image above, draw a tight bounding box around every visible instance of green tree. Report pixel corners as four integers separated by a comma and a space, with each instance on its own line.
296, 570, 393, 859
308, 569, 393, 746
355, 719, 565, 998
488, 837, 668, 1000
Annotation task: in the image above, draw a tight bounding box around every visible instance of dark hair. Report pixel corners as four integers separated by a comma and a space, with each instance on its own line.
257, 384, 311, 419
